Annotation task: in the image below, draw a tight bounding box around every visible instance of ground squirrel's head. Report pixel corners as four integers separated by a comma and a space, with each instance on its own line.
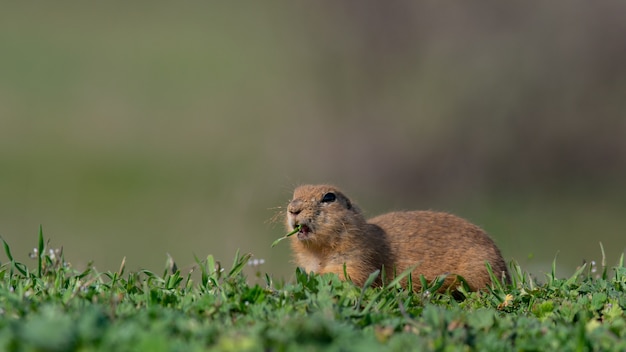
286, 184, 365, 248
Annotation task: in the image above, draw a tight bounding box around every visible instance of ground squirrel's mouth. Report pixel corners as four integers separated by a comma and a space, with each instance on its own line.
297, 224, 312, 240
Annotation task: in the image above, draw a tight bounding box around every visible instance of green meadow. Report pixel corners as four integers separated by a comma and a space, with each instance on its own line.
0, 232, 624, 351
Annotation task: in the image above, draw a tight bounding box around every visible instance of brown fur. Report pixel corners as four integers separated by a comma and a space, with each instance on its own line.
286, 184, 509, 292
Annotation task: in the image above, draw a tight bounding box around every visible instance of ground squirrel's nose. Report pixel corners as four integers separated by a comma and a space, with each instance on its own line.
288, 200, 302, 215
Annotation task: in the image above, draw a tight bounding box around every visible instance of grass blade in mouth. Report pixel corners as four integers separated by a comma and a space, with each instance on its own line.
271, 225, 302, 248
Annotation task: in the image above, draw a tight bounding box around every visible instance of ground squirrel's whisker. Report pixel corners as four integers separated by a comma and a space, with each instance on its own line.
266, 206, 286, 225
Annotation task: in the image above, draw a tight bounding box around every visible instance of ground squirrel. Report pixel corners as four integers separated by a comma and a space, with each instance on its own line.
286, 184, 509, 293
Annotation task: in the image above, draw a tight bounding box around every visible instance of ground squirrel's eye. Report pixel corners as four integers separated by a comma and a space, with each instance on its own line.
321, 192, 336, 203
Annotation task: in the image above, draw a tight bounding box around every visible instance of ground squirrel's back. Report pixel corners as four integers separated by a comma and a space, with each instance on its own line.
369, 211, 508, 291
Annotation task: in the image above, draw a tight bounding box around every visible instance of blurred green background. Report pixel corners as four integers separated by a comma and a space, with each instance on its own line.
1, 2, 624, 281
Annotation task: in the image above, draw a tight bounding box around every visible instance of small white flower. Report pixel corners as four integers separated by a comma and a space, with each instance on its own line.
247, 258, 266, 267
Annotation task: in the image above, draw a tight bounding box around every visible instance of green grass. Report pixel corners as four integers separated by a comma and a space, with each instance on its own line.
0, 230, 625, 351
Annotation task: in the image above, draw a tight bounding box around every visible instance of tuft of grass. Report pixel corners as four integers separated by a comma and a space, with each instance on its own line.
0, 229, 624, 351
271, 225, 301, 248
